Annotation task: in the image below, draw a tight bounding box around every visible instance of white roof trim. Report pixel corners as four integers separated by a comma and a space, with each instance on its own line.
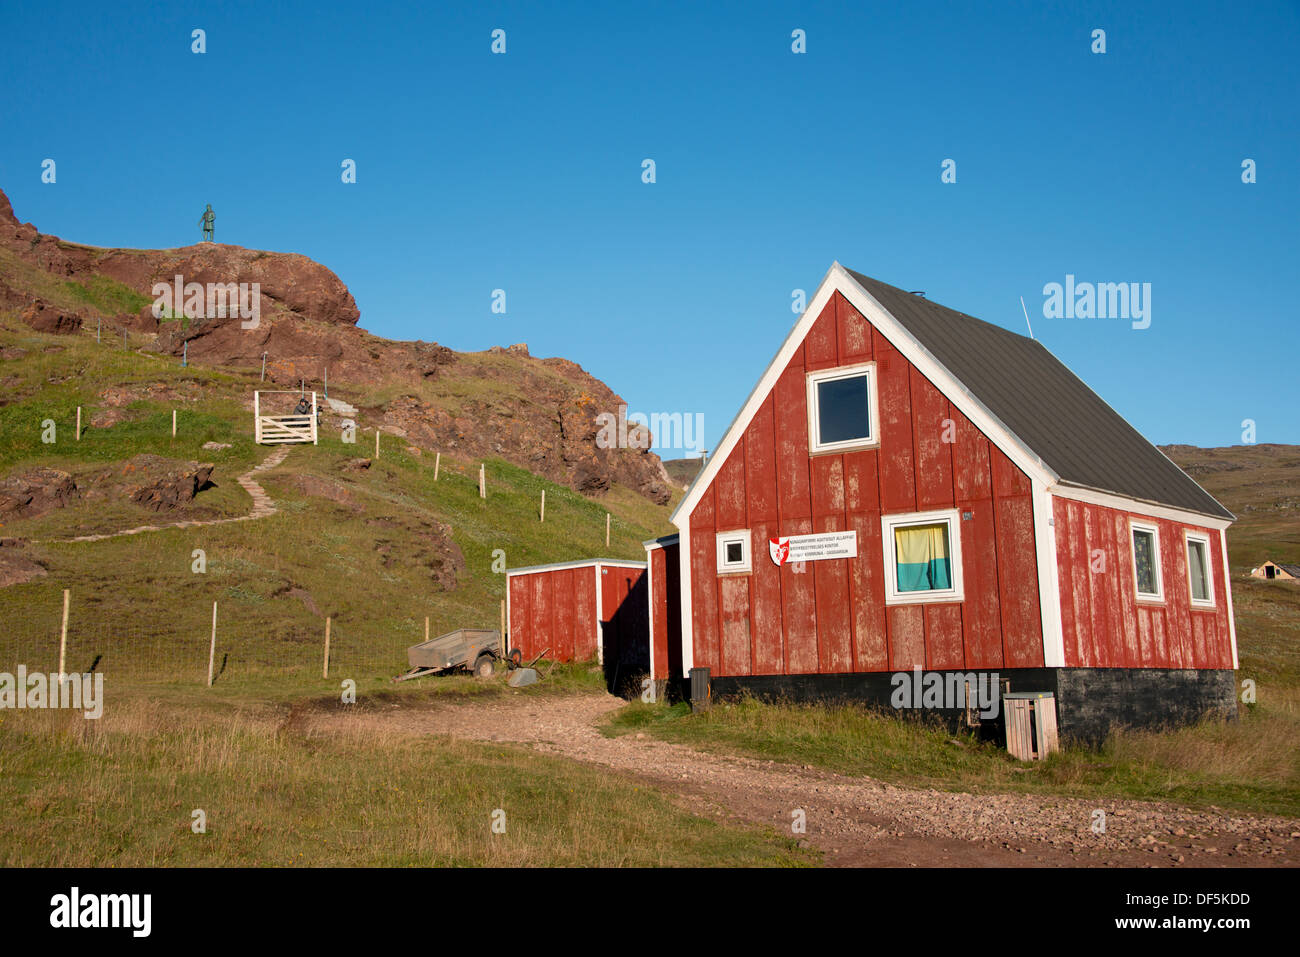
670, 263, 839, 528
1048, 482, 1232, 530
671, 262, 1058, 530
506, 558, 646, 577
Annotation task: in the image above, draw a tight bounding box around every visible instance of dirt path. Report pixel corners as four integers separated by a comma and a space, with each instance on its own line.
311, 691, 1299, 868
47, 446, 291, 543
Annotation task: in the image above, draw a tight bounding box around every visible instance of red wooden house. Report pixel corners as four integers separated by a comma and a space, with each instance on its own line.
665, 263, 1238, 740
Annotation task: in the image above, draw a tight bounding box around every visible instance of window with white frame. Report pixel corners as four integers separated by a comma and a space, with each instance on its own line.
807, 363, 878, 453
1130, 521, 1164, 601
716, 529, 752, 574
1184, 531, 1215, 607
881, 510, 964, 604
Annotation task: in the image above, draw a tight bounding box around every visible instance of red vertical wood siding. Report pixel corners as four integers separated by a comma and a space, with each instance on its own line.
573, 565, 598, 659
685, 291, 1044, 677
509, 562, 643, 664
648, 542, 682, 680
1052, 497, 1233, 669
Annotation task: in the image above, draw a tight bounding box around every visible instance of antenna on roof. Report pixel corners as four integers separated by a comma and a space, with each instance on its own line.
1019, 296, 1035, 340
908, 290, 926, 297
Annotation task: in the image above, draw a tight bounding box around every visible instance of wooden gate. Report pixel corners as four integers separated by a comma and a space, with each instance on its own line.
254, 391, 318, 445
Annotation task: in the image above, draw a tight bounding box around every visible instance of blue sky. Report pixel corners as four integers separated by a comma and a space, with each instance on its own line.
2, 1, 1297, 454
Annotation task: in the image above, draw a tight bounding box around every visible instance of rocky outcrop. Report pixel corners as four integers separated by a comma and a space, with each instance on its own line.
20, 300, 82, 335
0, 467, 80, 519
110, 455, 215, 511
0, 186, 672, 503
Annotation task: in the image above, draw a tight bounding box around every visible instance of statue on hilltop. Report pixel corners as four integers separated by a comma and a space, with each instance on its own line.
198, 204, 215, 242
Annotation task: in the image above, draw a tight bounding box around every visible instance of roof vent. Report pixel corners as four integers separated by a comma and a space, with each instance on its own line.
909, 290, 926, 297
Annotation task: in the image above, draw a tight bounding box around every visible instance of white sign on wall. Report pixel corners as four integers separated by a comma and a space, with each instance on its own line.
768, 530, 858, 566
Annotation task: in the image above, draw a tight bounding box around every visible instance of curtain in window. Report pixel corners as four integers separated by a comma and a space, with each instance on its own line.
895, 523, 951, 592
1188, 541, 1209, 601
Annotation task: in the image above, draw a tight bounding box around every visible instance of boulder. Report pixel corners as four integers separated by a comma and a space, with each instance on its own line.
116, 455, 215, 511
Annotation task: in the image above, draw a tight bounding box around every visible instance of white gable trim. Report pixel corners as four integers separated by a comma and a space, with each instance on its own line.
678, 523, 694, 678
644, 539, 657, 682
1033, 482, 1066, 667
594, 564, 603, 666
669, 263, 1062, 677
669, 265, 841, 529
671, 263, 1058, 532
1220, 530, 1239, 670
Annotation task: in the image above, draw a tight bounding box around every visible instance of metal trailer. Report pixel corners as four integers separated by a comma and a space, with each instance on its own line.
394, 628, 514, 681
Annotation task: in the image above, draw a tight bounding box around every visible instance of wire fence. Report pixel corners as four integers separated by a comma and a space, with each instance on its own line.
0, 586, 427, 688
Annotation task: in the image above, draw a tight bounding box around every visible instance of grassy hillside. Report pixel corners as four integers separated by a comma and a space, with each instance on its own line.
0, 316, 675, 690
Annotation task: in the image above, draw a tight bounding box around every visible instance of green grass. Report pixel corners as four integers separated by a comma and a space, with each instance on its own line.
61, 274, 152, 316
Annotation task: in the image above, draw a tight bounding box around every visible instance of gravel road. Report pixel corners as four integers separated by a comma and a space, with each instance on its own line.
311, 690, 1299, 868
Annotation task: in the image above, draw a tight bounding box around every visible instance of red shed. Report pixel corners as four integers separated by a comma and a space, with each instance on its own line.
506, 559, 649, 682
668, 264, 1238, 741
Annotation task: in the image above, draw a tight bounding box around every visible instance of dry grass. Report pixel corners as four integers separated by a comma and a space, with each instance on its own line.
0, 697, 809, 867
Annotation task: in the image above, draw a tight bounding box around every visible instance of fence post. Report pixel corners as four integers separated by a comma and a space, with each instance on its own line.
425, 617, 430, 642
323, 617, 331, 679
172, 409, 177, 438
58, 589, 70, 681
540, 489, 545, 522
433, 452, 440, 481
311, 391, 318, 446
207, 601, 218, 687
375, 429, 380, 457
254, 391, 261, 444
479, 464, 485, 499
606, 513, 611, 547
75, 407, 81, 442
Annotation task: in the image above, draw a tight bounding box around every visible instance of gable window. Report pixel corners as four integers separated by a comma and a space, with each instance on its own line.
1185, 531, 1215, 607
716, 529, 752, 574
807, 363, 878, 453
881, 510, 964, 604
1130, 521, 1164, 601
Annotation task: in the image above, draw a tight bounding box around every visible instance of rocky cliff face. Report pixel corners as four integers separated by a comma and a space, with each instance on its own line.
0, 187, 671, 503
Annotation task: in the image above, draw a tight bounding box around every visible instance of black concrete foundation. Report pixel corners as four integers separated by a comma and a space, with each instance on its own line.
690, 667, 1238, 746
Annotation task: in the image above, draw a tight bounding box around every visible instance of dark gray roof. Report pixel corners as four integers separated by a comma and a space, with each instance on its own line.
846, 269, 1234, 521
